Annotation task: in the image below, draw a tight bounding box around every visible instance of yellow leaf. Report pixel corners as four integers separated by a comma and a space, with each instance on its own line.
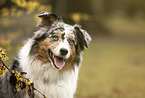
0, 47, 8, 61
14, 86, 20, 92
26, 79, 33, 86
0, 66, 7, 77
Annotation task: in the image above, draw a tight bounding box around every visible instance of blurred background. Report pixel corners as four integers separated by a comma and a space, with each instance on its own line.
0, 0, 145, 98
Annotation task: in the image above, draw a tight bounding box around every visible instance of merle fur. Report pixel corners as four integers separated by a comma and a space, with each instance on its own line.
0, 59, 23, 98
73, 27, 88, 66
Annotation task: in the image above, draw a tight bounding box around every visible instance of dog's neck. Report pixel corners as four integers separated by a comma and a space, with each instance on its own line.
23, 57, 73, 83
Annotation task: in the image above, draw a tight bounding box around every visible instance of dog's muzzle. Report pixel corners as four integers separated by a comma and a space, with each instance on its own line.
48, 49, 67, 69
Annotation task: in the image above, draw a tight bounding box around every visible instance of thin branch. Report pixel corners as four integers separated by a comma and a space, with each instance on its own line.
33, 87, 46, 98
1, 60, 12, 74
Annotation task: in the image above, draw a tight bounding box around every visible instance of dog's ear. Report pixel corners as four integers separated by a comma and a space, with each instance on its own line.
37, 11, 58, 27
74, 25, 91, 53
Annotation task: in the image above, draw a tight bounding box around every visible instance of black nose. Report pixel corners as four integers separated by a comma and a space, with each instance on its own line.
60, 48, 68, 56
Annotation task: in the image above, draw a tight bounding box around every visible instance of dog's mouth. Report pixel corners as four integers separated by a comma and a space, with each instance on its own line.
48, 49, 66, 69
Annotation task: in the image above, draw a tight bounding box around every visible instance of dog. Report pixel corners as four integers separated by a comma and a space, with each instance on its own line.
0, 11, 91, 98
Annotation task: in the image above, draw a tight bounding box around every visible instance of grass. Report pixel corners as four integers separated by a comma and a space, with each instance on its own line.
76, 37, 145, 98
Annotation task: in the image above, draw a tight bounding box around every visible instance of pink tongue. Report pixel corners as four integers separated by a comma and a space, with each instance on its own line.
54, 57, 65, 69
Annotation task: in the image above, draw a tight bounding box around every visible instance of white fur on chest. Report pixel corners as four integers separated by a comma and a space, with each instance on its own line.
18, 39, 79, 98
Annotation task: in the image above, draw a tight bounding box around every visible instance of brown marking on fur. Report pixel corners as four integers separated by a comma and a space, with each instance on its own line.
61, 34, 76, 71
53, 31, 62, 39
67, 35, 74, 40
35, 37, 59, 63
62, 46, 76, 71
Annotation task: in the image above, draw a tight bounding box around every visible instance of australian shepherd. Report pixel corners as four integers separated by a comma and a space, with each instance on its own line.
0, 11, 91, 98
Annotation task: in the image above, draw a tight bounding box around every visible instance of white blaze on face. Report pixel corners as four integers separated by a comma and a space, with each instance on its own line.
53, 39, 70, 59
53, 26, 74, 59
48, 24, 76, 69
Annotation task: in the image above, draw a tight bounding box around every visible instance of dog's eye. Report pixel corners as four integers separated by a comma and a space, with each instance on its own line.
52, 36, 59, 41
69, 40, 75, 45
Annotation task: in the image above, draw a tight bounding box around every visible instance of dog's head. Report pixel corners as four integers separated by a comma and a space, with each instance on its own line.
30, 11, 91, 70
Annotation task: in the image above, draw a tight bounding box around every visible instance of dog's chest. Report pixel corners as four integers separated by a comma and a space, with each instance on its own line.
34, 74, 77, 98
23, 62, 78, 98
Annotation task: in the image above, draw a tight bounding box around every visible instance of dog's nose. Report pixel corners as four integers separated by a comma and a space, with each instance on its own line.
60, 48, 68, 56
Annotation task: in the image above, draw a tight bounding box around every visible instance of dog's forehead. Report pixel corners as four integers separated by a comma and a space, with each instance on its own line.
50, 22, 75, 37
63, 25, 75, 37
